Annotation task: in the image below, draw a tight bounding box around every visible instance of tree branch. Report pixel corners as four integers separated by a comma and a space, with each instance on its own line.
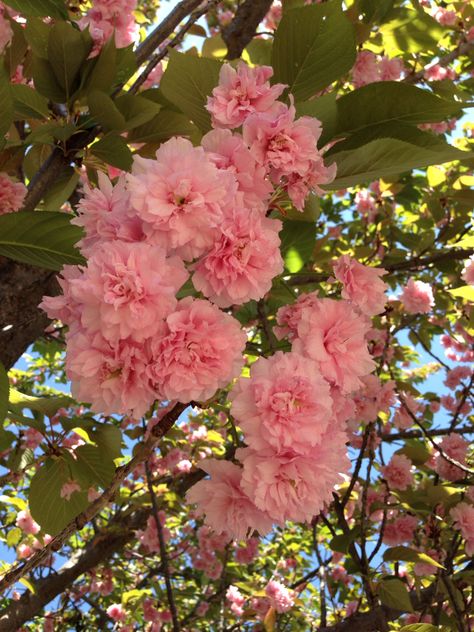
222, 0, 273, 59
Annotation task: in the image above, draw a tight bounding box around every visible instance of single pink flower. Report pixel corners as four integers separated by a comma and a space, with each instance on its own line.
352, 50, 380, 87
332, 255, 387, 316
16, 510, 40, 535
383, 514, 418, 545
265, 580, 294, 613
381, 454, 414, 490
379, 56, 405, 81
60, 480, 82, 501
434, 433, 469, 482
0, 172, 27, 214
274, 291, 319, 341
462, 255, 474, 285
399, 279, 434, 314
451, 502, 474, 555
186, 459, 273, 540
206, 62, 286, 129
230, 351, 333, 453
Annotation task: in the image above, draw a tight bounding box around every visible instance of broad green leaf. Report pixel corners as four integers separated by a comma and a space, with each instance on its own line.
280, 221, 315, 273
81, 35, 117, 95
0, 362, 9, 425
272, 3, 356, 101
0, 211, 85, 270
128, 109, 200, 145
295, 93, 338, 147
202, 34, 228, 60
24, 17, 50, 58
47, 22, 90, 96
6, 527, 22, 547
31, 55, 66, 102
73, 445, 115, 487
0, 495, 27, 511
383, 546, 444, 569
29, 457, 89, 535
0, 66, 13, 141
115, 94, 161, 130
88, 90, 126, 131
359, 0, 394, 24
380, 8, 446, 55
448, 286, 474, 301
160, 50, 221, 132
42, 167, 80, 211
244, 38, 272, 67
9, 389, 73, 416
91, 425, 122, 460
115, 44, 137, 86
378, 577, 413, 612
334, 83, 463, 137
4, 20, 28, 75
90, 133, 133, 170
326, 136, 469, 190
2, 0, 67, 19
11, 84, 49, 120
0, 430, 16, 451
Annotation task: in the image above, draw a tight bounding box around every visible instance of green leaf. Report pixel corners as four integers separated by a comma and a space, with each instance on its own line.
334, 83, 463, 137
0, 363, 9, 426
6, 527, 22, 547
9, 389, 73, 416
380, 8, 446, 55
90, 133, 133, 171
29, 457, 89, 535
295, 93, 338, 147
115, 45, 137, 86
378, 577, 413, 612
448, 286, 474, 301
24, 17, 50, 58
91, 425, 122, 460
400, 625, 438, 632
73, 445, 115, 487
88, 90, 126, 131
2, 0, 68, 19
0, 430, 16, 451
128, 109, 200, 145
41, 167, 80, 211
81, 36, 117, 95
0, 65, 13, 142
31, 55, 66, 102
272, 3, 356, 101
280, 221, 315, 272
11, 84, 49, 120
48, 22, 90, 97
383, 546, 443, 569
160, 50, 221, 132
0, 211, 85, 270
326, 135, 469, 190
115, 94, 161, 130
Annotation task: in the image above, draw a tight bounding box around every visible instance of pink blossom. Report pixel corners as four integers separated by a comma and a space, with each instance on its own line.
383, 515, 418, 545
450, 503, 474, 555
352, 51, 380, 87
127, 137, 236, 260
16, 510, 40, 535
332, 255, 387, 316
414, 549, 441, 576
0, 172, 27, 214
237, 428, 349, 524
146, 298, 246, 403
444, 366, 472, 389
80, 0, 138, 53
462, 255, 474, 285
186, 459, 273, 540
141, 61, 164, 89
432, 7, 457, 26
265, 580, 294, 613
60, 480, 82, 501
201, 128, 272, 210
264, 1, 282, 31
40, 265, 84, 331
17, 544, 32, 559
192, 203, 283, 307
66, 332, 154, 417
206, 62, 286, 129
0, 13, 12, 53
399, 279, 434, 314
68, 241, 188, 342
381, 454, 413, 490
293, 298, 375, 393
434, 433, 469, 481
72, 173, 143, 255
226, 585, 245, 607
106, 603, 126, 622
274, 291, 319, 341
230, 351, 333, 454
355, 189, 377, 219
235, 537, 259, 564
424, 63, 456, 81
379, 56, 405, 81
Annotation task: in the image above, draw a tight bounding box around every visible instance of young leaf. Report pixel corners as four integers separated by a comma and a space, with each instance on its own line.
8, 389, 73, 416
88, 90, 127, 131
378, 577, 413, 612
128, 109, 200, 145
31, 55, 66, 102
160, 50, 221, 133
272, 3, 356, 101
383, 546, 444, 569
380, 7, 446, 55
81, 36, 117, 95
280, 221, 315, 273
0, 211, 85, 270
47, 21, 90, 96
90, 133, 133, 171
11, 84, 49, 119
114, 94, 161, 130
2, 0, 68, 19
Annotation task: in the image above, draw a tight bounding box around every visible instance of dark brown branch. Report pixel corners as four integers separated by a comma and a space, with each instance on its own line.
381, 425, 474, 442
222, 0, 273, 59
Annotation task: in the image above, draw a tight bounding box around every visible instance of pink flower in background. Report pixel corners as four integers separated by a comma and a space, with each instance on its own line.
332, 255, 387, 316
355, 189, 377, 219
379, 56, 405, 81
141, 61, 164, 89
424, 63, 456, 81
146, 298, 246, 403
285, 154, 337, 210
237, 428, 349, 523
399, 279, 434, 314
201, 129, 272, 210
206, 62, 286, 129
192, 204, 283, 307
0, 172, 27, 214
462, 255, 474, 285
265, 580, 295, 613
127, 137, 236, 260
66, 332, 154, 417
40, 265, 84, 332
432, 7, 457, 26
79, 0, 138, 53
106, 603, 126, 622
383, 515, 418, 545
434, 433, 469, 482
72, 173, 143, 254
0, 12, 12, 53
293, 298, 375, 393
352, 51, 380, 87
381, 454, 413, 490
186, 459, 273, 540
230, 351, 333, 453
16, 510, 40, 535
450, 502, 474, 555
274, 291, 319, 341
70, 241, 188, 342
264, 1, 282, 31
60, 480, 82, 501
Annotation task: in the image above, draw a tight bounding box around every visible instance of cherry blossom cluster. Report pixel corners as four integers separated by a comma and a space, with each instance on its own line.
0, 171, 27, 215
79, 0, 138, 53
351, 50, 405, 88
41, 62, 335, 420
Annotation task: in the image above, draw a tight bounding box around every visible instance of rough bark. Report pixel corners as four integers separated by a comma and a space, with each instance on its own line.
222, 0, 273, 59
